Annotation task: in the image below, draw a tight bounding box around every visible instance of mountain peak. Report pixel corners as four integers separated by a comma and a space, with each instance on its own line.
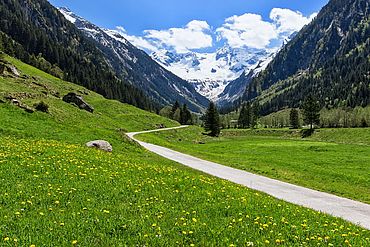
58, 7, 78, 24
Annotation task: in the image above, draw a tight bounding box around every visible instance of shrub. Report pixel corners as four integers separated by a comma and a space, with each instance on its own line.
34, 101, 49, 113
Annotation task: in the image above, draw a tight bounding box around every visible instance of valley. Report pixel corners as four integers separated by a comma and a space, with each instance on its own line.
0, 54, 369, 246
0, 0, 369, 245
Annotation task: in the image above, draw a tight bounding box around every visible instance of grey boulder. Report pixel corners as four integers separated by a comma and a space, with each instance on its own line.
63, 92, 94, 113
86, 140, 112, 152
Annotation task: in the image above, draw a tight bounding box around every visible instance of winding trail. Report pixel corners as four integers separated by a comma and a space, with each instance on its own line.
127, 126, 370, 230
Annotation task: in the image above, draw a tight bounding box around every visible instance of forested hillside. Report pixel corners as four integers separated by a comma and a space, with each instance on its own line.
0, 0, 154, 110
242, 0, 370, 115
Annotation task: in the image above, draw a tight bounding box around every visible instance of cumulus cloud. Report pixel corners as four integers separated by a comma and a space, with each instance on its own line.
113, 8, 316, 53
144, 20, 213, 53
216, 13, 278, 49
270, 8, 316, 34
217, 8, 316, 49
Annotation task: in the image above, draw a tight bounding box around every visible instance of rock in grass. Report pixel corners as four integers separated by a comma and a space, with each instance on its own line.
0, 60, 20, 77
62, 92, 94, 113
86, 140, 112, 152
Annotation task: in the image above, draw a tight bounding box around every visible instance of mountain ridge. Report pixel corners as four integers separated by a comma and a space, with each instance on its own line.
0, 0, 155, 111
240, 0, 370, 114
150, 45, 275, 102
59, 7, 209, 112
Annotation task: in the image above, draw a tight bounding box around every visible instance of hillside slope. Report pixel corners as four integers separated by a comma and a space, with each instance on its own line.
0, 54, 178, 149
241, 0, 370, 114
0, 0, 157, 111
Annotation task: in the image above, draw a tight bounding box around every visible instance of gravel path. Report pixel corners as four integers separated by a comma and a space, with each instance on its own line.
127, 126, 370, 230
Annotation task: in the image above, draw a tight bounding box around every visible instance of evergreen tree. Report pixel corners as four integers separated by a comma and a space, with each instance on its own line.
204, 102, 220, 137
238, 103, 252, 128
180, 104, 192, 125
289, 109, 300, 129
251, 102, 260, 128
238, 104, 247, 128
171, 101, 180, 119
302, 95, 321, 129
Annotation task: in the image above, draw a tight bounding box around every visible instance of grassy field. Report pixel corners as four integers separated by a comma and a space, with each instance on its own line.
0, 55, 179, 150
137, 126, 370, 204
1, 56, 369, 245
2, 136, 370, 246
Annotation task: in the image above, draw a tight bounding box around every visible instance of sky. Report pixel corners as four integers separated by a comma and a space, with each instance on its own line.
49, 0, 329, 54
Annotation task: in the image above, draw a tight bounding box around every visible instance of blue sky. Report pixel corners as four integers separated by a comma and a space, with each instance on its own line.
49, 0, 329, 53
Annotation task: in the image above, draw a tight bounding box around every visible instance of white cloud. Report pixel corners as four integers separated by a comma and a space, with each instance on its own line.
113, 8, 316, 53
144, 20, 213, 53
270, 8, 316, 34
216, 13, 278, 49
216, 9, 315, 49
112, 26, 160, 52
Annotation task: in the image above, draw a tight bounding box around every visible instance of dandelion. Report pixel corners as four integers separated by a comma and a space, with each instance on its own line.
72, 240, 78, 245
103, 210, 110, 214
30, 245, 36, 247
4, 237, 9, 241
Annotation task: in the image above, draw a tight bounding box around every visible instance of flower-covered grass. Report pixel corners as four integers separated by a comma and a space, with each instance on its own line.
0, 137, 369, 246
0, 55, 369, 246
137, 126, 370, 204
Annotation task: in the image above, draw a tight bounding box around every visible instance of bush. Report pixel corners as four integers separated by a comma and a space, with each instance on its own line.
34, 101, 49, 113
301, 128, 315, 138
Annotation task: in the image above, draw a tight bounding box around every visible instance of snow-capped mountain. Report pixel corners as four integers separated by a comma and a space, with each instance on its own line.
151, 46, 276, 102
217, 54, 275, 106
58, 7, 209, 112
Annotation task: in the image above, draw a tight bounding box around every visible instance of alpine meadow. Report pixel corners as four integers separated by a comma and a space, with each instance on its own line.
0, 0, 369, 246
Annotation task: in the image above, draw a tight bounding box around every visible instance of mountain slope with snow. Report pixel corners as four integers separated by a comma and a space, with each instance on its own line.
59, 7, 209, 112
151, 46, 275, 101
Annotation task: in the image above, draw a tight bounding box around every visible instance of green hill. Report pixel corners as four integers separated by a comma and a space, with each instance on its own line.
0, 55, 369, 245
0, 54, 178, 151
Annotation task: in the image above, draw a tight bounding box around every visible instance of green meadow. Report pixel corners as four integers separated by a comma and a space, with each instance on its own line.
137, 126, 370, 204
0, 56, 369, 245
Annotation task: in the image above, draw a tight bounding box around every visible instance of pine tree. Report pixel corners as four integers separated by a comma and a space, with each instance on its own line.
180, 104, 192, 125
204, 102, 220, 137
238, 103, 252, 128
302, 95, 321, 129
251, 102, 260, 129
289, 109, 300, 129
171, 101, 180, 119
238, 104, 247, 128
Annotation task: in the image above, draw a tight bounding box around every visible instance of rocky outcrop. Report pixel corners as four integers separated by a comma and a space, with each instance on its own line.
86, 140, 112, 152
62, 92, 94, 113
0, 60, 20, 77
5, 96, 34, 113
